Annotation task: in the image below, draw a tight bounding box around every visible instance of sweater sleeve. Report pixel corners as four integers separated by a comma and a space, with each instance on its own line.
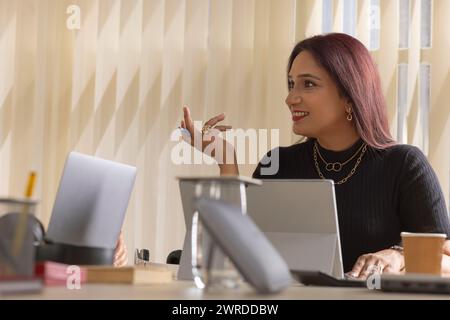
252, 147, 282, 179
397, 146, 450, 236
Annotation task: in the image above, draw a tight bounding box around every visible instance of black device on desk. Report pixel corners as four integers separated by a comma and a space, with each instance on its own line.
380, 274, 450, 294
36, 241, 115, 265
291, 270, 366, 288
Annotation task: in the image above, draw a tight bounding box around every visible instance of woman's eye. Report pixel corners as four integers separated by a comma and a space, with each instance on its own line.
288, 81, 294, 90
304, 80, 315, 88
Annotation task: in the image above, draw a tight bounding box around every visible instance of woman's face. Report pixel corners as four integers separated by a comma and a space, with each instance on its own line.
285, 51, 351, 138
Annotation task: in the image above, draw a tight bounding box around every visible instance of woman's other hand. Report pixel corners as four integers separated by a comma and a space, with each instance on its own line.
348, 248, 405, 280
113, 231, 128, 267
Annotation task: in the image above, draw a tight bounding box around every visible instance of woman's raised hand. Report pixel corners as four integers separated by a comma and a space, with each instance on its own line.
180, 106, 238, 175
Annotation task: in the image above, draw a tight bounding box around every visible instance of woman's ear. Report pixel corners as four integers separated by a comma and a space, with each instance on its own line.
344, 96, 354, 111
345, 96, 353, 106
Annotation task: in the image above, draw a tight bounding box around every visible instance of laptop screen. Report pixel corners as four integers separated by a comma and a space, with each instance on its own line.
46, 152, 137, 249
178, 178, 344, 279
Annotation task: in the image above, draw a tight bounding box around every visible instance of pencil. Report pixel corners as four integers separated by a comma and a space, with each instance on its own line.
11, 171, 37, 258
24, 172, 36, 198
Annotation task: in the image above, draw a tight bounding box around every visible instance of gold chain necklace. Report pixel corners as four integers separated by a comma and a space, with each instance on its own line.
315, 141, 366, 172
313, 142, 368, 185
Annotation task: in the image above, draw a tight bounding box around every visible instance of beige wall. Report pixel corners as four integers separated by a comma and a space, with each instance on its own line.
0, 0, 448, 263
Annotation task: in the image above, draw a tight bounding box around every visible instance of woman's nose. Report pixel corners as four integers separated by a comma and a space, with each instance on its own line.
285, 91, 301, 107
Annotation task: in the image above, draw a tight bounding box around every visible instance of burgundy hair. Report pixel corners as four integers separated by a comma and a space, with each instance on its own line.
288, 33, 395, 149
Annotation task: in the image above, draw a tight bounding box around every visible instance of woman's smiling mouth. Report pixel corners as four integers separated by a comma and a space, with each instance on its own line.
292, 110, 309, 122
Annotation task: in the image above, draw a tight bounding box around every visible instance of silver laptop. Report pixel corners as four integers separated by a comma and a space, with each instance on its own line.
246, 179, 344, 278
178, 179, 344, 280
46, 152, 137, 249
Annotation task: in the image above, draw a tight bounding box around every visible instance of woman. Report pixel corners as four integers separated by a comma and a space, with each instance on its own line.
180, 33, 450, 279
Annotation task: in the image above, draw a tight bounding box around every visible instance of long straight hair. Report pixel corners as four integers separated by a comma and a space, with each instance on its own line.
288, 33, 395, 149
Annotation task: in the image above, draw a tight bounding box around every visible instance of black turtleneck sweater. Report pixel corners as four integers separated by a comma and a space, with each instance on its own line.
252, 138, 450, 272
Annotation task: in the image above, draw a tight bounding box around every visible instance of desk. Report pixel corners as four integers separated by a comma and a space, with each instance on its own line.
4, 281, 450, 300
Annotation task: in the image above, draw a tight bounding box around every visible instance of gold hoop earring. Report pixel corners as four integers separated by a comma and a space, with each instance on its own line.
346, 112, 353, 121
346, 108, 353, 121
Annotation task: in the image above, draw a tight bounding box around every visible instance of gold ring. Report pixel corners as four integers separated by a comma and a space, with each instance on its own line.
201, 124, 212, 135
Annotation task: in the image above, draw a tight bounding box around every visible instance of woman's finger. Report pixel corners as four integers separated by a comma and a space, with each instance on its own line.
204, 113, 226, 127
114, 251, 127, 267
114, 244, 128, 266
183, 106, 195, 134
113, 231, 127, 266
383, 261, 403, 274
115, 231, 123, 249
214, 125, 232, 131
383, 265, 396, 274
114, 243, 125, 257
349, 255, 367, 278
359, 257, 383, 279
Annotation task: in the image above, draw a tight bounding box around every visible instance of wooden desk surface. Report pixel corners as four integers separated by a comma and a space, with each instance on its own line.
4, 281, 450, 300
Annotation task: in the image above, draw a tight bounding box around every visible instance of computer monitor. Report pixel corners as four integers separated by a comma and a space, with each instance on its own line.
46, 152, 137, 249
178, 179, 344, 280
